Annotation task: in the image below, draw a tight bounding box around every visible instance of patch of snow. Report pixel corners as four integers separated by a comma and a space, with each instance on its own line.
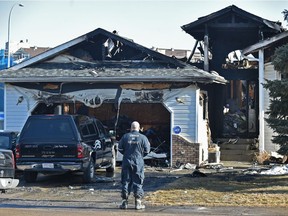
259, 165, 288, 175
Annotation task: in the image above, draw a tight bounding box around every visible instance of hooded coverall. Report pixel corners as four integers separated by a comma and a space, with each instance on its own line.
118, 130, 150, 199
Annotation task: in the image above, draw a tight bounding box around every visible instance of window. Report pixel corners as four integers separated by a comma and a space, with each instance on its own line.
96, 120, 106, 137
87, 123, 97, 135
23, 118, 75, 139
80, 125, 89, 136
80, 123, 99, 137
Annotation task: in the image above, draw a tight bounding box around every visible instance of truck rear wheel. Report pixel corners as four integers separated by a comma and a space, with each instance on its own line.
106, 149, 116, 173
24, 171, 38, 183
83, 158, 95, 183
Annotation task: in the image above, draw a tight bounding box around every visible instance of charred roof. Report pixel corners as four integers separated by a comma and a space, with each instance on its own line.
0, 28, 226, 85
181, 5, 283, 41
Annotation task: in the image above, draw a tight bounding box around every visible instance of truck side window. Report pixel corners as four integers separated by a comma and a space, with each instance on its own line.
81, 125, 89, 136
87, 123, 98, 136
96, 121, 105, 137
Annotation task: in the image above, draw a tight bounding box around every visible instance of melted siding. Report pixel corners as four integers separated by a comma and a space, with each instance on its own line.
164, 85, 197, 142
5, 84, 36, 131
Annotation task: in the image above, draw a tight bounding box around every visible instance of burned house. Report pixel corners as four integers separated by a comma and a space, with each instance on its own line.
181, 5, 285, 160
242, 31, 288, 153
0, 28, 226, 166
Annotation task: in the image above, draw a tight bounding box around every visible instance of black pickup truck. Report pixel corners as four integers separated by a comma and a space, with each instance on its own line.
16, 115, 116, 183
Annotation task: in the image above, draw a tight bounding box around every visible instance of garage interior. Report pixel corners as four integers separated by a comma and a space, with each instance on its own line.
32, 102, 171, 165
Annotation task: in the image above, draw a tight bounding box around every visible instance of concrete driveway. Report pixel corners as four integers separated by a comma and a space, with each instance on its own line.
0, 162, 287, 215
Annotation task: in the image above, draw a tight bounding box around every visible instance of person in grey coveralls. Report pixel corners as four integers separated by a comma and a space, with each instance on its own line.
118, 121, 150, 210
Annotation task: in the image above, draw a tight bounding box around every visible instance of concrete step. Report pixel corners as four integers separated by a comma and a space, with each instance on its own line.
220, 149, 256, 156
214, 138, 258, 162
221, 153, 255, 162
215, 138, 257, 145
219, 143, 251, 150
220, 149, 256, 162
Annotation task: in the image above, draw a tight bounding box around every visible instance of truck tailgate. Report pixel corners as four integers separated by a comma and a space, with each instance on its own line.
19, 140, 78, 159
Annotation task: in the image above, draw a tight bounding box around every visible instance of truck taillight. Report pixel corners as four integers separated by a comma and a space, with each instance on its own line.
15, 144, 21, 159
77, 144, 84, 158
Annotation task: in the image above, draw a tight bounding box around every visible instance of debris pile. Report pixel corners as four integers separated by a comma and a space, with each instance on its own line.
223, 110, 247, 136
255, 151, 288, 165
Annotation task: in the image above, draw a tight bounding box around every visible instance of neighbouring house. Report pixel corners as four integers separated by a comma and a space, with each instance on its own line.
13, 46, 50, 64
11, 39, 50, 64
1, 40, 50, 68
0, 28, 226, 166
242, 31, 288, 153
154, 47, 203, 63
0, 40, 50, 130
181, 5, 285, 160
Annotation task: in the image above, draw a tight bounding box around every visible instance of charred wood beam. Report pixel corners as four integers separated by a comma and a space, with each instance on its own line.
102, 39, 106, 61
208, 23, 264, 28
114, 87, 122, 111
120, 83, 171, 90
187, 41, 199, 63
204, 24, 209, 72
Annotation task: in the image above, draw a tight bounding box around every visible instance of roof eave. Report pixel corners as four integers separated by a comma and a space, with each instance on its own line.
242, 31, 288, 55
2, 76, 223, 84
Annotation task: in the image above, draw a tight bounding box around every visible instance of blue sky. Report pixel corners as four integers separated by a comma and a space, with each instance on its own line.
0, 0, 287, 50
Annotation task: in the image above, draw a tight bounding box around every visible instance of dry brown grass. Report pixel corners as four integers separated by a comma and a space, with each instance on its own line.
145, 173, 288, 207
254, 151, 271, 164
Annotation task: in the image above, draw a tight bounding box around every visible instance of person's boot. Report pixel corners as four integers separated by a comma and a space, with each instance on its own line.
119, 199, 128, 209
135, 199, 145, 210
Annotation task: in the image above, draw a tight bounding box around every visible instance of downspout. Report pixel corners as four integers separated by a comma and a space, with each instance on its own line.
258, 48, 265, 152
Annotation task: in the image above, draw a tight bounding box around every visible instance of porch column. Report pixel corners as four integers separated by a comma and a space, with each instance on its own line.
258, 49, 265, 152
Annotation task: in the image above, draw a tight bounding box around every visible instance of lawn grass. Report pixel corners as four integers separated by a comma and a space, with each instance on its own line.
145, 172, 288, 207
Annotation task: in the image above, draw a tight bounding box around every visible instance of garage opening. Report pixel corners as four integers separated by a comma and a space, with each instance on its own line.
32, 102, 171, 166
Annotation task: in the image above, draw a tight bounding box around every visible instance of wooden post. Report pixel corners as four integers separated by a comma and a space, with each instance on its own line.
187, 40, 199, 63
204, 35, 209, 71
